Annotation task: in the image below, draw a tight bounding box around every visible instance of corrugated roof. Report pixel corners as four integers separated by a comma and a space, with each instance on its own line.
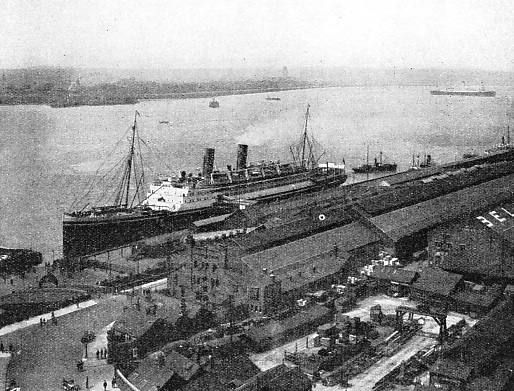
368, 174, 514, 242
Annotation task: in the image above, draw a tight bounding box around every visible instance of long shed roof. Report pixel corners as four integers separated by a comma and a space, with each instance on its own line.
241, 221, 380, 275
368, 173, 514, 242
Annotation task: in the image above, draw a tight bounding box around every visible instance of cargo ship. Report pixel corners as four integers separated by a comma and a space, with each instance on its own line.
352, 147, 397, 174
430, 83, 496, 97
409, 153, 434, 171
63, 106, 347, 258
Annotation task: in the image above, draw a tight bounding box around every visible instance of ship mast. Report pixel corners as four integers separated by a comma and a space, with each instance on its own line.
125, 111, 140, 208
114, 111, 140, 209
300, 104, 310, 169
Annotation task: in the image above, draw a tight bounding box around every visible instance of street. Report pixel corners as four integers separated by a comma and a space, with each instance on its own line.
5, 294, 125, 391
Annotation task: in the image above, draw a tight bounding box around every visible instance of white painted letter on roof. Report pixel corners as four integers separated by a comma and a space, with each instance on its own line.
477, 216, 493, 227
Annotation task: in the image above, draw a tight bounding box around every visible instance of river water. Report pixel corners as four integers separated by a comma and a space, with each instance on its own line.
1, 86, 512, 260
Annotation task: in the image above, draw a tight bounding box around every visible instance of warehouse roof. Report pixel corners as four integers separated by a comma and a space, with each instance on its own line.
128, 350, 201, 391
244, 305, 330, 344
452, 284, 504, 309
359, 161, 514, 217
475, 202, 514, 246
411, 267, 462, 297
370, 266, 419, 285
241, 221, 379, 276
367, 173, 514, 243
228, 202, 353, 254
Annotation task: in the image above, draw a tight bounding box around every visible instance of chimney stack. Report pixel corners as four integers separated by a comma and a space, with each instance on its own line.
236, 144, 248, 171
202, 148, 215, 178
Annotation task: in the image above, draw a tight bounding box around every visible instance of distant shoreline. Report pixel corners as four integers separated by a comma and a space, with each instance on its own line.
138, 86, 316, 101
0, 82, 319, 108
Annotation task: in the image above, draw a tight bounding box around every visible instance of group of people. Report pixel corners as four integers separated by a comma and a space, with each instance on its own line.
96, 347, 108, 360
0, 341, 13, 353
40, 311, 58, 326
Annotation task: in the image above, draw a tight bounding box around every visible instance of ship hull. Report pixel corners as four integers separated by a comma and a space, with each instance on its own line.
352, 165, 397, 174
63, 170, 347, 258
63, 207, 229, 259
430, 90, 496, 97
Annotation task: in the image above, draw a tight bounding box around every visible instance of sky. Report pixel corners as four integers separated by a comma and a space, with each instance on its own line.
1, 0, 513, 71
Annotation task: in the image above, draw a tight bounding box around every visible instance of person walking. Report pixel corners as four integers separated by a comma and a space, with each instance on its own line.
103, 380, 107, 391
111, 378, 116, 389
96, 349, 100, 359
0, 342, 4, 352
85, 376, 89, 389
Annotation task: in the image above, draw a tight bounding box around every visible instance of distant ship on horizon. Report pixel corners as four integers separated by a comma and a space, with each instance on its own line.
430, 82, 496, 97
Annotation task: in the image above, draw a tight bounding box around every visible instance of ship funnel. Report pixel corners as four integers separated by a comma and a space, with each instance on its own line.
202, 148, 215, 178
236, 144, 248, 170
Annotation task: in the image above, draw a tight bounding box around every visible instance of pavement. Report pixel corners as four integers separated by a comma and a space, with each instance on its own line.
0, 298, 99, 390
0, 299, 97, 337
0, 352, 11, 391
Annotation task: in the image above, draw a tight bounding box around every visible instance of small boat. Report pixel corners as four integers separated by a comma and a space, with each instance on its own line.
266, 96, 281, 101
352, 147, 397, 173
209, 98, 220, 108
159, 120, 170, 124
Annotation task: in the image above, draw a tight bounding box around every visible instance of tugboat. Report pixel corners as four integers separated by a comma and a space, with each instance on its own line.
352, 146, 397, 173
209, 98, 220, 108
63, 106, 347, 258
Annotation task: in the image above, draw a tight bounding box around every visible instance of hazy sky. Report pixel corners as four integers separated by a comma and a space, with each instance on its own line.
1, 0, 513, 70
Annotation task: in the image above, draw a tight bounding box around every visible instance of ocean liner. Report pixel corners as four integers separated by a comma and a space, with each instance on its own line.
63, 106, 347, 258
430, 83, 496, 97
